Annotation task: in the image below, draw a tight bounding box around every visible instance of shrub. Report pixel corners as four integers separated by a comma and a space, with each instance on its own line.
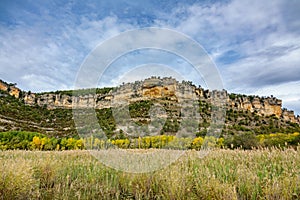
257, 132, 300, 148
227, 132, 258, 149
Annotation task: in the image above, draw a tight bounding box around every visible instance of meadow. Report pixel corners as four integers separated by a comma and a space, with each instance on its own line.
1, 148, 299, 200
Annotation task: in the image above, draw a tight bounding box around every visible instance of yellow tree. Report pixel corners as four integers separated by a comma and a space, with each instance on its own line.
32, 136, 41, 150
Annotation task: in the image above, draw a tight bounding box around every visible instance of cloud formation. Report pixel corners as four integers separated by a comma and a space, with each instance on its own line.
155, 0, 300, 113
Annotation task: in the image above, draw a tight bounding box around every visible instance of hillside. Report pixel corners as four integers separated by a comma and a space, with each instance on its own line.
0, 77, 299, 139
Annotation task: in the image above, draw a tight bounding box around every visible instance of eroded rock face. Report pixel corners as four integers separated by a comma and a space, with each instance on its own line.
9, 87, 20, 98
282, 109, 297, 123
227, 96, 283, 118
0, 80, 21, 98
21, 77, 299, 123
24, 93, 36, 105
25, 93, 111, 109
0, 81, 8, 91
143, 85, 176, 98
142, 77, 176, 98
1, 77, 299, 124
263, 99, 282, 117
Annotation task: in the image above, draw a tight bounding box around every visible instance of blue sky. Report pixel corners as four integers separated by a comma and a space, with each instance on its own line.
0, 0, 300, 114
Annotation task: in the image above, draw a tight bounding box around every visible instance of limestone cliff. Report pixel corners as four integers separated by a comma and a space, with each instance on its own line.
0, 80, 21, 98
227, 96, 282, 118
1, 77, 299, 124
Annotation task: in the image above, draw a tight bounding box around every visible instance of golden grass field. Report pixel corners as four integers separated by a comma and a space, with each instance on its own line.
0, 148, 299, 200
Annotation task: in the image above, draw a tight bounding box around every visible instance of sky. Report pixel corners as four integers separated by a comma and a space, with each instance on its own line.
0, 0, 300, 114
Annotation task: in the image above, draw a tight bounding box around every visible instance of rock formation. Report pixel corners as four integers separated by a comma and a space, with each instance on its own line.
1, 77, 299, 124
0, 80, 21, 98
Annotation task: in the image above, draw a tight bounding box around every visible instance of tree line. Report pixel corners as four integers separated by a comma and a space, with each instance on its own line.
0, 131, 299, 150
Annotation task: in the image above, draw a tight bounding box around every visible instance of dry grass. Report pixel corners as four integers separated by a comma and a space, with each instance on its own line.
0, 148, 299, 199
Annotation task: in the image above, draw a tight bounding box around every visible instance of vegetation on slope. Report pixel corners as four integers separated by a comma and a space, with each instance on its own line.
1, 88, 300, 141
0, 90, 76, 137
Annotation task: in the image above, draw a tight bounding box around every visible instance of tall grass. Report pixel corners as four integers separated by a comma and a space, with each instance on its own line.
0, 148, 299, 199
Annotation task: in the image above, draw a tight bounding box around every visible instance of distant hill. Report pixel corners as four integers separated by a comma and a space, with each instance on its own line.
0, 77, 299, 138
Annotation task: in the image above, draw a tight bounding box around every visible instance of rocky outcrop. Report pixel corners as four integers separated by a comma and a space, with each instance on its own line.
23, 93, 36, 105
25, 93, 113, 109
282, 109, 298, 123
142, 77, 176, 98
0, 80, 8, 91
227, 96, 283, 118
1, 77, 299, 124
0, 80, 21, 98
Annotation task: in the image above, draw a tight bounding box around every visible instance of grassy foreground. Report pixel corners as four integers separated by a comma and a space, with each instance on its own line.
0, 148, 299, 200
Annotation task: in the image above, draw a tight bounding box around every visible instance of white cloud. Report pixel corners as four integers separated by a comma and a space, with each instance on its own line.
0, 12, 134, 92
153, 0, 300, 114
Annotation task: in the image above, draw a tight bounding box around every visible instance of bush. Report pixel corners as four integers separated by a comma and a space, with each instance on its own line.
0, 131, 44, 150
226, 132, 258, 149
257, 132, 300, 148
